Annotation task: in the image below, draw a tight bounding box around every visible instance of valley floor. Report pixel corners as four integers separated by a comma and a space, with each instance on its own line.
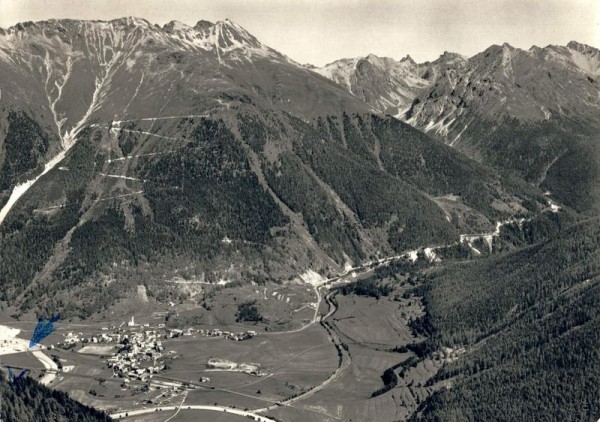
0, 253, 436, 422
0, 213, 560, 421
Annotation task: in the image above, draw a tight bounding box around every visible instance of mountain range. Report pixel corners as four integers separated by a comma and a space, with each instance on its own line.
315, 42, 600, 212
0, 18, 545, 318
0, 16, 599, 422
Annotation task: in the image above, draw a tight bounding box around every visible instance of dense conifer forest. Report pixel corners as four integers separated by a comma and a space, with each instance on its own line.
0, 373, 110, 421
412, 218, 600, 421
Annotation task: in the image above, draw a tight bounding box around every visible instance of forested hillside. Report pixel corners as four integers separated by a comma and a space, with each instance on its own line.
0, 90, 545, 318
413, 217, 600, 421
0, 373, 111, 421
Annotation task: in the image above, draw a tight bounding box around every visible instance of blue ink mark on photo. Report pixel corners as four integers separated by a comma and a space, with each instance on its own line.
28, 313, 60, 349
7, 367, 29, 383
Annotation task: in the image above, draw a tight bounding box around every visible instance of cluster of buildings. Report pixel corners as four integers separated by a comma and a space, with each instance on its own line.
60, 318, 256, 347
56, 316, 258, 384
62, 330, 121, 346
197, 328, 257, 341
106, 330, 171, 382
162, 327, 256, 341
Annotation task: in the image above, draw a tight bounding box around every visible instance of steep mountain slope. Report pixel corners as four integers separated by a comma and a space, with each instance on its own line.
313, 52, 469, 118
316, 43, 600, 212
0, 18, 368, 199
419, 52, 468, 83
406, 42, 600, 142
412, 217, 600, 421
0, 18, 544, 318
406, 42, 600, 212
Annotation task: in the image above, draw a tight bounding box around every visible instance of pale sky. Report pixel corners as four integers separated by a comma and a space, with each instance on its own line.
0, 0, 598, 65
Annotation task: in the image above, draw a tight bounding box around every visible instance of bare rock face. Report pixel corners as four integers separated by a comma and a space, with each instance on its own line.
317, 42, 600, 211
314, 54, 433, 116
405, 42, 600, 140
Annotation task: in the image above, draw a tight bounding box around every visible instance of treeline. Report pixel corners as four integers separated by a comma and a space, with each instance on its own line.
372, 356, 422, 398
236, 301, 263, 323
371, 364, 400, 397
315, 113, 544, 220
463, 115, 600, 213
290, 113, 459, 252
264, 152, 365, 265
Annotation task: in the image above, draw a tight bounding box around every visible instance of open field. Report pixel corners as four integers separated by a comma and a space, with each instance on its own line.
332, 293, 422, 347
1, 268, 439, 421
0, 350, 40, 371
160, 323, 338, 400
282, 340, 414, 420
270, 277, 441, 422
181, 388, 267, 410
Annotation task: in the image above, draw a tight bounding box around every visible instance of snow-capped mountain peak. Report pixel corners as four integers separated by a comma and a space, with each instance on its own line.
0, 17, 283, 68
0, 16, 305, 153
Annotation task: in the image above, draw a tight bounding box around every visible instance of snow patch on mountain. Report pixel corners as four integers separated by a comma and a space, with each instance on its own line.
0, 148, 69, 224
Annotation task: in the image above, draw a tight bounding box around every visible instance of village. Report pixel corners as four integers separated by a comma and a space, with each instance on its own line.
56, 317, 257, 383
